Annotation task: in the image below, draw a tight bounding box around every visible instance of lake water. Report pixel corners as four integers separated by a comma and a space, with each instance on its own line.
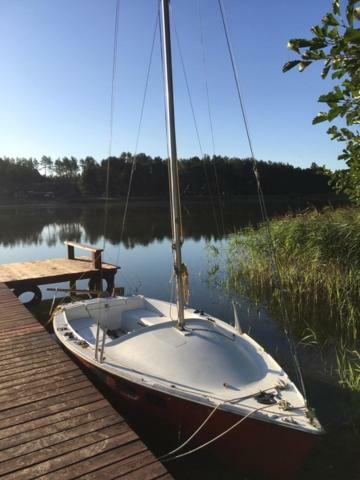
0, 200, 357, 479
0, 201, 296, 356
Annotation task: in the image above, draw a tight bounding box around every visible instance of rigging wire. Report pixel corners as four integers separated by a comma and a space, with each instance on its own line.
198, 0, 225, 237
48, 0, 156, 309
217, 0, 307, 403
172, 15, 204, 157
170, 4, 220, 238
198, 0, 215, 158
217, 0, 255, 159
197, 0, 231, 320
47, 0, 122, 314
114, 4, 160, 269
103, 0, 121, 252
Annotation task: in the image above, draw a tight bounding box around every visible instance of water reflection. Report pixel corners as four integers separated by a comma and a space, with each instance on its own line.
0, 207, 82, 247
0, 199, 322, 248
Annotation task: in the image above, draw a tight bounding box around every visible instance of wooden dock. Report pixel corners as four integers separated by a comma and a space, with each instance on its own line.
0, 242, 118, 306
0, 283, 172, 479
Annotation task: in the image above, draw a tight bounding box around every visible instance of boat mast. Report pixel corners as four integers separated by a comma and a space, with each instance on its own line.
160, 0, 186, 330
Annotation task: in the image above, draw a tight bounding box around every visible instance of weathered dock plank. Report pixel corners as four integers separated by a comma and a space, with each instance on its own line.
0, 283, 172, 480
0, 258, 116, 287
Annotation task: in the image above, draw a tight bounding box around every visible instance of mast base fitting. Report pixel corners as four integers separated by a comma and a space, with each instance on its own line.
175, 325, 191, 336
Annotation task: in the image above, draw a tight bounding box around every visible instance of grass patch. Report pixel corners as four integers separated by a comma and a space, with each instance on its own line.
225, 206, 360, 390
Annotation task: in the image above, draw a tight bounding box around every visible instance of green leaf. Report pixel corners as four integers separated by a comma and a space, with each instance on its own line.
287, 38, 314, 52
299, 61, 312, 72
318, 91, 343, 103
313, 112, 329, 124
310, 38, 328, 49
328, 27, 339, 40
287, 41, 300, 53
328, 107, 341, 121
321, 64, 331, 79
322, 13, 339, 26
327, 125, 341, 139
311, 25, 324, 37
332, 0, 340, 15
340, 128, 356, 139
303, 50, 320, 60
344, 28, 360, 43
282, 60, 301, 72
346, 110, 360, 125
347, 5, 355, 25
332, 70, 346, 79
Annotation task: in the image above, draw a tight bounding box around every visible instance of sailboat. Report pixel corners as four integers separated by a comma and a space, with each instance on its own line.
53, 1, 323, 478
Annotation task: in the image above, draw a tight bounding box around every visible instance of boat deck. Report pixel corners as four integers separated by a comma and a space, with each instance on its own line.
0, 283, 172, 479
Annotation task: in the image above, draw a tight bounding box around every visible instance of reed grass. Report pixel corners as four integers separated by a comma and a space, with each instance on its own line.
226, 206, 360, 390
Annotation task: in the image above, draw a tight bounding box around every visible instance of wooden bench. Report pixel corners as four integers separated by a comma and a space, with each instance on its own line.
65, 241, 103, 269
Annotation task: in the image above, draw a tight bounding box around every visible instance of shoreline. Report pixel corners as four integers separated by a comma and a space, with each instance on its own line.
0, 193, 348, 209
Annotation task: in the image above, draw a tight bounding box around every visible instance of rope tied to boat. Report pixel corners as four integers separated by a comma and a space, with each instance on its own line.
158, 401, 223, 461
158, 381, 303, 462
48, 304, 64, 325
48, 288, 59, 318
159, 402, 276, 463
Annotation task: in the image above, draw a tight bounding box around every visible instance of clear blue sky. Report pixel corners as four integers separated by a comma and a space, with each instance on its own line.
0, 0, 342, 169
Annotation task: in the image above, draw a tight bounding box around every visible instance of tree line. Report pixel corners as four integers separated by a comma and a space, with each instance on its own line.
0, 153, 337, 200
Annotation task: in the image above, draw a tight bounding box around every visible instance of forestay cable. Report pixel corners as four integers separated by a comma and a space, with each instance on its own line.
217, 0, 307, 403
